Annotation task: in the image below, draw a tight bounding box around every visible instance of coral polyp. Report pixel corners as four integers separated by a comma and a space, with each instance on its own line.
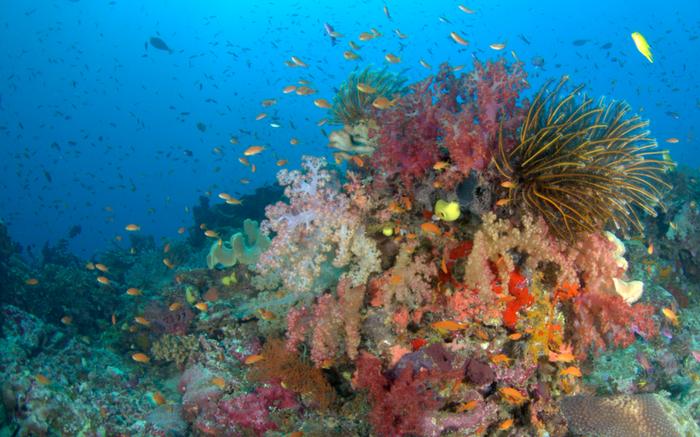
494, 77, 675, 240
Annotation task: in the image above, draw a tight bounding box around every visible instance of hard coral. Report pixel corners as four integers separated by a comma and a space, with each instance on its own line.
561, 393, 700, 437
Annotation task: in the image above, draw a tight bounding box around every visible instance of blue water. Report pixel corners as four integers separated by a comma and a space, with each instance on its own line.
1, 0, 698, 257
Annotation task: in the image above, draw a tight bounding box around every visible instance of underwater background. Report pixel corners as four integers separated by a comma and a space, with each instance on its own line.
1, 0, 700, 436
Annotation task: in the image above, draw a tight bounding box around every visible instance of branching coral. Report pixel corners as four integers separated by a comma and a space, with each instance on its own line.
494, 77, 674, 241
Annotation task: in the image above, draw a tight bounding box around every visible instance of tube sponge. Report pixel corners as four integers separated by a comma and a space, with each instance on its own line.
206, 219, 271, 269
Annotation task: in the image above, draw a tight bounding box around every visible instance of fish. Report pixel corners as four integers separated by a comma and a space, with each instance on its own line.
95, 263, 109, 272
489, 43, 506, 50
458, 4, 475, 13
631, 32, 653, 63
419, 59, 432, 69
290, 56, 308, 67
394, 29, 408, 39
490, 354, 512, 365
450, 31, 469, 46
61, 315, 73, 325
97, 276, 110, 285
313, 98, 332, 108
456, 400, 479, 412
359, 31, 375, 41
282, 85, 297, 94
169, 302, 183, 311
35, 374, 51, 385
226, 197, 242, 205
126, 287, 142, 296
125, 224, 141, 231
431, 320, 467, 331
357, 83, 377, 94
384, 53, 401, 63
195, 302, 208, 311
324, 23, 339, 45
662, 307, 679, 326
276, 159, 288, 166
499, 387, 528, 405
152, 391, 166, 405
244, 145, 265, 156
177, 227, 186, 234
665, 137, 680, 143
498, 419, 514, 431
132, 352, 150, 363
258, 309, 276, 320
255, 112, 267, 121
163, 258, 174, 269
372, 96, 395, 109
290, 137, 299, 145
260, 98, 277, 107
560, 366, 582, 377
244, 354, 265, 365
433, 161, 450, 170
149, 36, 173, 53
25, 278, 39, 285
383, 4, 391, 19
204, 230, 219, 238
343, 50, 360, 60
572, 39, 589, 46
134, 316, 150, 326
508, 332, 523, 340
420, 222, 441, 235
548, 344, 576, 362
495, 198, 511, 206
211, 376, 226, 389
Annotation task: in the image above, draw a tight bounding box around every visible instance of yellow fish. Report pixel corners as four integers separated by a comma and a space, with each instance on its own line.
631, 32, 653, 63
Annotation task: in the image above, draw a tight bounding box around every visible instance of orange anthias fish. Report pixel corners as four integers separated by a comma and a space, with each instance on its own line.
125, 224, 141, 231
25, 278, 39, 285
152, 391, 166, 405
450, 31, 469, 46
313, 98, 332, 109
662, 307, 680, 326
548, 343, 576, 363
431, 320, 467, 331
455, 399, 479, 412
420, 222, 441, 235
490, 354, 512, 365
499, 387, 528, 405
560, 366, 582, 377
244, 145, 265, 156
126, 287, 142, 296
97, 276, 110, 285
211, 376, 226, 389
132, 352, 150, 363
244, 354, 265, 365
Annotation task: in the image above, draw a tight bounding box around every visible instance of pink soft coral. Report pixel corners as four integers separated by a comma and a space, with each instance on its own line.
285, 278, 365, 366
570, 291, 657, 355
257, 156, 379, 293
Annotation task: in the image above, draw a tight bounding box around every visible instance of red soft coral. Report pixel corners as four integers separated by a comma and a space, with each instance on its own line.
570, 291, 657, 356
352, 352, 441, 437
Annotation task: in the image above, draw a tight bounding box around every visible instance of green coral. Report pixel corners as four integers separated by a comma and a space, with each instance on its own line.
206, 219, 271, 269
